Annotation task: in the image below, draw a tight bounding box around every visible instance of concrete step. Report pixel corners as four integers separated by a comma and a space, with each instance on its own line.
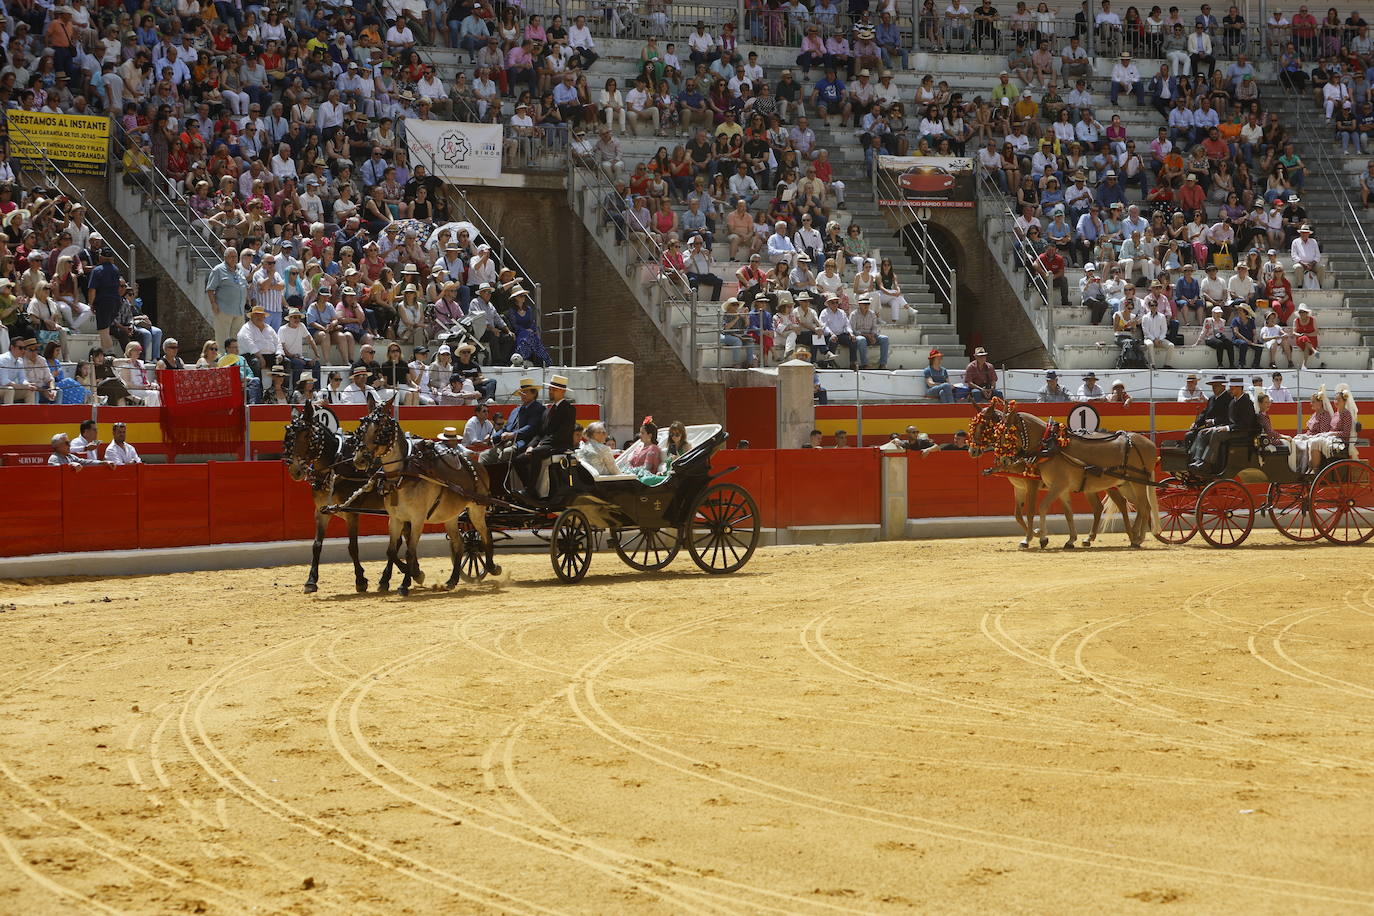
1056, 342, 1370, 370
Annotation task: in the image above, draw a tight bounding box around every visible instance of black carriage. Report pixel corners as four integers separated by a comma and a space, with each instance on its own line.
1155, 435, 1374, 548
462, 425, 761, 583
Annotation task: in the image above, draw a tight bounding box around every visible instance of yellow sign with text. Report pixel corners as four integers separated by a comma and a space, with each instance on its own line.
8, 111, 110, 176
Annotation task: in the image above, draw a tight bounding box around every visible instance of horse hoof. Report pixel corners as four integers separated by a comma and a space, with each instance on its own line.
356, 579, 369, 593
397, 585, 410, 597
489, 563, 502, 576
412, 571, 426, 586
1063, 541, 1076, 550
1018, 540, 1029, 549
1039, 538, 1050, 549
1081, 540, 1092, 548
303, 583, 318, 594
378, 583, 391, 594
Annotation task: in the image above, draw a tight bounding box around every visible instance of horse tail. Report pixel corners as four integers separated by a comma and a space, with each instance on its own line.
1098, 491, 1118, 534
1145, 480, 1161, 534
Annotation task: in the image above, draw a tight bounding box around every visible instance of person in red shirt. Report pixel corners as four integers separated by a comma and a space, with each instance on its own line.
1036, 247, 1070, 307
1201, 127, 1230, 163
1178, 172, 1206, 213
960, 347, 1003, 402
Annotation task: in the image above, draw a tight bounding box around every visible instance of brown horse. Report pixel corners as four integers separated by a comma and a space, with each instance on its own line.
282, 401, 396, 593
347, 397, 498, 596
994, 464, 1130, 549
972, 401, 1159, 548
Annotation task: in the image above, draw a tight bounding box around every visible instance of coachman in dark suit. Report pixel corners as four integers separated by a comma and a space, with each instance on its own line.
514, 374, 576, 495
1189, 376, 1259, 472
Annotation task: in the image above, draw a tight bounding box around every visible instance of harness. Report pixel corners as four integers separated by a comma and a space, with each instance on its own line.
972, 398, 1156, 490
349, 409, 509, 515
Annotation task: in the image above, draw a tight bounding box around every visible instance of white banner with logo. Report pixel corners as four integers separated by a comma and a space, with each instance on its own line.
404, 120, 503, 182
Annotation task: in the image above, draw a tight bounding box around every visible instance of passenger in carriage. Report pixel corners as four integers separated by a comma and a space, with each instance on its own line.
1290, 389, 1333, 473
576, 420, 619, 477
617, 417, 665, 477
664, 420, 689, 470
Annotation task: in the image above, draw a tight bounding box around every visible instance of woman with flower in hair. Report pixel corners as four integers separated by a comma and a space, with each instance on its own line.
616, 416, 664, 478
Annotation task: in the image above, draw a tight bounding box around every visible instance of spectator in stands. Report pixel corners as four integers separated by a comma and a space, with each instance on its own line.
1037, 370, 1073, 402
1076, 371, 1107, 401
49, 432, 106, 467
237, 305, 279, 383
1111, 51, 1146, 106
923, 348, 958, 403
962, 347, 1003, 402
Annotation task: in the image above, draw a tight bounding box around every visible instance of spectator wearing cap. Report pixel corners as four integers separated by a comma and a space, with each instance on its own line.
85, 245, 123, 354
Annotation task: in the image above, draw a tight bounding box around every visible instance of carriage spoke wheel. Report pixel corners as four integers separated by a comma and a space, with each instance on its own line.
687, 483, 760, 574
1311, 459, 1374, 546
457, 522, 489, 582
1195, 479, 1255, 548
1266, 482, 1323, 543
550, 508, 594, 583
1154, 477, 1200, 544
614, 527, 681, 571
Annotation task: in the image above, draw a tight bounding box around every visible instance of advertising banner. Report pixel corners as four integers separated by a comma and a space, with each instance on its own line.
8, 111, 110, 176
876, 155, 975, 208
404, 120, 503, 182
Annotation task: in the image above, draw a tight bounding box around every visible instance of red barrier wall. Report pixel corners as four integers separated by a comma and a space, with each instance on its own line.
0, 466, 64, 555
774, 448, 881, 526
724, 388, 777, 449
711, 449, 779, 528
62, 465, 139, 553
137, 464, 210, 550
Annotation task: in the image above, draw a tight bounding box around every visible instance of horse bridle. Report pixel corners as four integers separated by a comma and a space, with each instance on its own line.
283, 411, 335, 487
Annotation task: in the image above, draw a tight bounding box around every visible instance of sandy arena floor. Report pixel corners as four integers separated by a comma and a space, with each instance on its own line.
1, 535, 1373, 915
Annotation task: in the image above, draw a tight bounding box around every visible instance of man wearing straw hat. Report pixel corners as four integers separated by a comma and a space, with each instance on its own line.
481, 376, 543, 466
514, 374, 575, 497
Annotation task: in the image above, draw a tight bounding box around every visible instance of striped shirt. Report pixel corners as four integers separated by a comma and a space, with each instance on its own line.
253, 267, 284, 318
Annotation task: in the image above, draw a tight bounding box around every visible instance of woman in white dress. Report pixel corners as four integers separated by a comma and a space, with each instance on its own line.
814, 258, 846, 307
576, 421, 620, 477
851, 258, 878, 304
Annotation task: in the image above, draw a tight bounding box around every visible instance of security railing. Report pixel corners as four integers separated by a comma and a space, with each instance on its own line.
403, 137, 576, 365
108, 125, 221, 288
914, 15, 1274, 59
567, 145, 720, 371
977, 169, 1056, 362
870, 162, 958, 331
7, 117, 134, 279
1274, 77, 1374, 285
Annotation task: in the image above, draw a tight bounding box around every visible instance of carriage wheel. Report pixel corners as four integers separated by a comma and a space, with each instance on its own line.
1153, 477, 1200, 544
1311, 459, 1374, 545
687, 483, 760, 574
1266, 482, 1323, 543
457, 522, 489, 582
1195, 479, 1255, 548
614, 527, 681, 571
550, 508, 594, 583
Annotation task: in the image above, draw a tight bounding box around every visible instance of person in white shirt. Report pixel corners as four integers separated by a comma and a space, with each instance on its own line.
817, 295, 857, 366
766, 221, 797, 265
71, 419, 102, 460
316, 89, 347, 132
237, 306, 281, 379
276, 309, 321, 383
1266, 372, 1294, 403
793, 215, 823, 259
104, 422, 142, 464
687, 22, 716, 65
625, 78, 658, 135
1110, 51, 1144, 105
1074, 372, 1105, 401
468, 245, 498, 287
1289, 226, 1323, 288
463, 403, 496, 448
1140, 298, 1175, 367
252, 254, 286, 328
568, 16, 598, 69
339, 366, 376, 404
1177, 373, 1207, 402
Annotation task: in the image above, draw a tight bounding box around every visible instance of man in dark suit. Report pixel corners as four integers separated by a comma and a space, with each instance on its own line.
480, 376, 543, 467
1185, 374, 1231, 464
515, 374, 576, 496
1148, 64, 1180, 117
1190, 376, 1257, 472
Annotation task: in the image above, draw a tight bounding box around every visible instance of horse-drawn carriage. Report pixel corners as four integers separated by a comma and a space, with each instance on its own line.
1155, 437, 1374, 547
285, 402, 760, 593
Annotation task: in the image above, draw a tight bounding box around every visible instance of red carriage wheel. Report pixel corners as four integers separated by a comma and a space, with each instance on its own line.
1266, 482, 1323, 543
1311, 459, 1374, 546
1196, 479, 1255, 548
1154, 477, 1200, 544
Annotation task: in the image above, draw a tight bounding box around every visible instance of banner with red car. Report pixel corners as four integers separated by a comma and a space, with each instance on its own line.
875, 156, 975, 208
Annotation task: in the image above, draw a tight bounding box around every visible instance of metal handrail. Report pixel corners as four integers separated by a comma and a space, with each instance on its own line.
108, 125, 220, 278
7, 117, 134, 278
567, 146, 712, 371
869, 162, 959, 333
1274, 77, 1374, 284
401, 136, 575, 364
976, 169, 1055, 359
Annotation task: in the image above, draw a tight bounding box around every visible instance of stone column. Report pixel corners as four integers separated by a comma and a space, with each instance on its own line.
596, 356, 635, 445
878, 440, 909, 540
776, 359, 816, 450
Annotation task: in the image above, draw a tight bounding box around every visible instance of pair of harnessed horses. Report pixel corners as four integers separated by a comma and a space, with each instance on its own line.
282, 398, 497, 595
968, 398, 1161, 548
